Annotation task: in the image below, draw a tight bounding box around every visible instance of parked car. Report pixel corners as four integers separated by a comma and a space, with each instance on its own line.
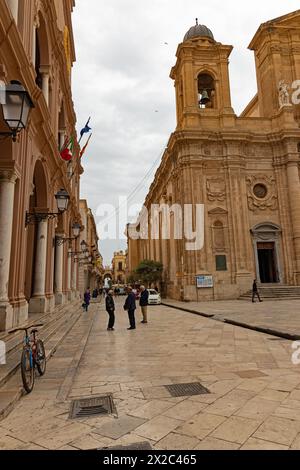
118, 286, 127, 295
147, 289, 161, 305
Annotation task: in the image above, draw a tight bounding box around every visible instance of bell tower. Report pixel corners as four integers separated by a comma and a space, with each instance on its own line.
249, 10, 300, 119
170, 20, 235, 130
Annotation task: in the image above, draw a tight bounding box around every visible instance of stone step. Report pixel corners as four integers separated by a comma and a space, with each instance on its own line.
0, 302, 83, 422
0, 301, 82, 389
240, 285, 300, 300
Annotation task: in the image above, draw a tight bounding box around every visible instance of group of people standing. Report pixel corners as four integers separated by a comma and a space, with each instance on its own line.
105, 286, 149, 331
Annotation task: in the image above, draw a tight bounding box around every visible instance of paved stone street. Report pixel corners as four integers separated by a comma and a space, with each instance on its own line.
1, 299, 300, 450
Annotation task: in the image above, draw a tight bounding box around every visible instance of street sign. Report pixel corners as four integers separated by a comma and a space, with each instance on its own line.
196, 275, 213, 289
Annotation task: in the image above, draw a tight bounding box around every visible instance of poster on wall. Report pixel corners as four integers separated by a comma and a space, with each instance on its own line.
196, 275, 214, 289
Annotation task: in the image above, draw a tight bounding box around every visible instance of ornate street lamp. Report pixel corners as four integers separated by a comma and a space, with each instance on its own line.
55, 222, 82, 246
55, 188, 70, 213
25, 188, 70, 226
0, 81, 34, 142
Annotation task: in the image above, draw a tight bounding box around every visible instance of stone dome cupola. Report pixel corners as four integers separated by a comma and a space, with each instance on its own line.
184, 19, 215, 42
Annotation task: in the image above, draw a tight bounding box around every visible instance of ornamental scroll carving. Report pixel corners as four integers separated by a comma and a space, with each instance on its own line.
246, 175, 278, 211
207, 178, 226, 202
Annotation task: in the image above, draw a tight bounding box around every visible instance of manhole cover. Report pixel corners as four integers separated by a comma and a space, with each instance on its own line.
165, 382, 210, 397
100, 442, 152, 450
70, 395, 116, 419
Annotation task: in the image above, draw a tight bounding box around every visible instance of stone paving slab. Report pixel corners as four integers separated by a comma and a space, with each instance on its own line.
0, 300, 300, 450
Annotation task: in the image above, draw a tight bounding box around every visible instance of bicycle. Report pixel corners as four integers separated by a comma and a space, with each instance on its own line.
9, 324, 46, 394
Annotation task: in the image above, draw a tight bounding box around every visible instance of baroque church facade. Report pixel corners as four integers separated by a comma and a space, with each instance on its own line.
127, 10, 300, 301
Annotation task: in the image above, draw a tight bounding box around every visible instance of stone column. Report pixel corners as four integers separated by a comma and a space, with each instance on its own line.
54, 236, 64, 305
67, 248, 72, 300
72, 258, 77, 294
40, 68, 50, 106
286, 160, 300, 283
7, 0, 19, 23
32, 25, 37, 66
0, 170, 17, 331
29, 219, 48, 314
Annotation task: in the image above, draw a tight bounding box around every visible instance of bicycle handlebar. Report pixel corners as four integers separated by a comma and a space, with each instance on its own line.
9, 323, 44, 334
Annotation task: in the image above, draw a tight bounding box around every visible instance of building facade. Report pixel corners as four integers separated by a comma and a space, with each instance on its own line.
0, 0, 83, 330
112, 250, 127, 284
128, 11, 300, 301
78, 200, 103, 296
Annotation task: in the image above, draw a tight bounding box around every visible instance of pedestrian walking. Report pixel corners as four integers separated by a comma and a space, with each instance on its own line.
106, 289, 115, 331
252, 279, 262, 303
139, 285, 149, 324
83, 287, 91, 312
124, 287, 136, 330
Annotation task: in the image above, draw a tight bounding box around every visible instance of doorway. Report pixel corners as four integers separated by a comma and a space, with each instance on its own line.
257, 242, 279, 283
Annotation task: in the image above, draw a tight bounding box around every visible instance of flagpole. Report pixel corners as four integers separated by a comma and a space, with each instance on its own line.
78, 117, 91, 145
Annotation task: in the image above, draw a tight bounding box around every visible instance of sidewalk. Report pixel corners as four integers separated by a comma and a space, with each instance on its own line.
162, 299, 300, 340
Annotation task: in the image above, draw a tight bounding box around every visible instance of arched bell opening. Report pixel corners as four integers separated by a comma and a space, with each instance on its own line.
198, 73, 216, 109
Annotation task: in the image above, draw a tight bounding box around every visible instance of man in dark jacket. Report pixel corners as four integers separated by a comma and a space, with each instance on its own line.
124, 287, 136, 330
105, 290, 115, 330
139, 286, 149, 324
252, 279, 262, 303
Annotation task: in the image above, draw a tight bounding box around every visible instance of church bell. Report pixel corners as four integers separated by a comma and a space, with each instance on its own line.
199, 89, 210, 105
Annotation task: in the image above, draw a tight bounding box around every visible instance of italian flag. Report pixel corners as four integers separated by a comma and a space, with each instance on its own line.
60, 136, 74, 162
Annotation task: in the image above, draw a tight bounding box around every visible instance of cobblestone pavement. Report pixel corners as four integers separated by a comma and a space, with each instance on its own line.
164, 299, 300, 338
0, 299, 300, 450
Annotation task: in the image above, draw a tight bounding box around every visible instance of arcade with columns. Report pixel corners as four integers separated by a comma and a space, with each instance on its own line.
0, 0, 85, 330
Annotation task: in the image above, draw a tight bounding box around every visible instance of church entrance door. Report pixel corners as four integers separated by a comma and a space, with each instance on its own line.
257, 242, 279, 283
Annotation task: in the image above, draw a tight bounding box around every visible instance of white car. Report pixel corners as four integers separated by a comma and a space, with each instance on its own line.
147, 289, 161, 305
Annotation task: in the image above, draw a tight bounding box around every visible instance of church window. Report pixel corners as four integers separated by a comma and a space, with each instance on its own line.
253, 184, 268, 199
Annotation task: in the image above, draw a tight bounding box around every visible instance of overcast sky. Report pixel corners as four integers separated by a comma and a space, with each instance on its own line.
72, 1, 300, 266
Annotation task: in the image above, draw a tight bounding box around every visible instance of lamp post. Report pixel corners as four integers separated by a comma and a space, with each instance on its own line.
25, 188, 70, 226
0, 81, 34, 142
55, 222, 81, 246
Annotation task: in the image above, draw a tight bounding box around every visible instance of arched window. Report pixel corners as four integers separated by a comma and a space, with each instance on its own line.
198, 73, 215, 109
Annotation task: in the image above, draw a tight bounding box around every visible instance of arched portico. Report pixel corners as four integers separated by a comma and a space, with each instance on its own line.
26, 160, 50, 313
251, 223, 282, 284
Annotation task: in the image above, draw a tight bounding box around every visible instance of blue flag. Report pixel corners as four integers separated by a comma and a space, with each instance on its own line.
80, 118, 91, 139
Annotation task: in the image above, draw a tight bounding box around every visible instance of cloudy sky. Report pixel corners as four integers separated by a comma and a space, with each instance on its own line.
72, 0, 299, 265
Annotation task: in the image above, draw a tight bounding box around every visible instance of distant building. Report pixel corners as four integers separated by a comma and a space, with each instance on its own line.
78, 200, 103, 296
112, 251, 127, 284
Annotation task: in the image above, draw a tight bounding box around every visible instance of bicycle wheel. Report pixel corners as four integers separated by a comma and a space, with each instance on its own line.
21, 349, 35, 394
36, 340, 46, 376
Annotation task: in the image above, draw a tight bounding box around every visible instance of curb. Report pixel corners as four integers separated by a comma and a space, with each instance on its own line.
162, 302, 300, 341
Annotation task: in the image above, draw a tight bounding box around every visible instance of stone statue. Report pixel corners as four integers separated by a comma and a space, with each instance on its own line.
278, 80, 292, 108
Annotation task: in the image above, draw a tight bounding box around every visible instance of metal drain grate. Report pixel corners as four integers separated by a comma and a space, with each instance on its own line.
165, 382, 210, 397
69, 395, 116, 419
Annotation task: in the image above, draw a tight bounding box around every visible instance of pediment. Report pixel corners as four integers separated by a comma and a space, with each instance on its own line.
208, 207, 228, 215
268, 10, 300, 27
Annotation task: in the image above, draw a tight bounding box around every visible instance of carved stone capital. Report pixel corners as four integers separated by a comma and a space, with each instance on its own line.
0, 169, 17, 184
